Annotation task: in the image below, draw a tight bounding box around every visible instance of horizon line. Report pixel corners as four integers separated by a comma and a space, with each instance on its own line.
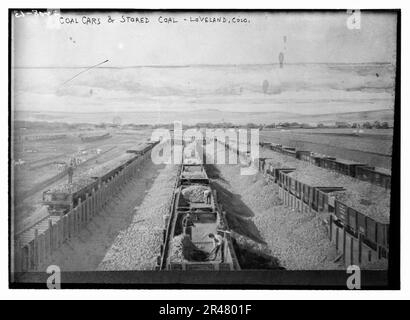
15, 107, 392, 115
12, 61, 394, 69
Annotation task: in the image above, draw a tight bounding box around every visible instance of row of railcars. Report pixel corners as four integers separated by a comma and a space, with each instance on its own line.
42, 141, 159, 215
257, 154, 390, 258
260, 142, 391, 189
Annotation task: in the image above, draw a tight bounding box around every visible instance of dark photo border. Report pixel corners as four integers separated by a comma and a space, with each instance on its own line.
8, 8, 401, 290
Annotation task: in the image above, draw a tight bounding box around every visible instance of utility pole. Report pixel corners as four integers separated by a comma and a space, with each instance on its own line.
67, 159, 74, 184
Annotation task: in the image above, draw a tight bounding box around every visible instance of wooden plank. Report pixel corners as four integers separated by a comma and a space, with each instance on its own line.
48, 219, 53, 253
343, 227, 347, 266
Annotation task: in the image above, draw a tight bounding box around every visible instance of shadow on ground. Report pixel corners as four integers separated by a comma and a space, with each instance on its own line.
232, 237, 284, 270
204, 163, 284, 269
206, 163, 263, 242
204, 163, 227, 183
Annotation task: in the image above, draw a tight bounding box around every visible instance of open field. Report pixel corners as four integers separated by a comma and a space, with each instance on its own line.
260, 128, 393, 169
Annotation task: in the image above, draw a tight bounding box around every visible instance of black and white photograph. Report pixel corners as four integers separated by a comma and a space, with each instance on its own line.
7, 7, 401, 292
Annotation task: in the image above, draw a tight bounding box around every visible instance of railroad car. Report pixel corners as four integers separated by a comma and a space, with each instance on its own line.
355, 166, 391, 189
266, 140, 392, 189
318, 157, 337, 169
277, 170, 344, 212
160, 163, 239, 271
42, 177, 100, 215
259, 142, 271, 148
235, 139, 390, 262
334, 200, 389, 256
180, 164, 209, 185
323, 159, 368, 177
42, 141, 158, 215
295, 150, 311, 162
160, 141, 239, 271
269, 143, 282, 152
126, 141, 159, 155
266, 163, 295, 183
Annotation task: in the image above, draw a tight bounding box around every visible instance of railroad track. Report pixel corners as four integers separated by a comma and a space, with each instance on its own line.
159, 141, 240, 271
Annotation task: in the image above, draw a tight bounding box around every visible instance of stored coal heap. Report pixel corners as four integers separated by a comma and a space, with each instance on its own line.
181, 185, 209, 203
50, 177, 95, 193
169, 234, 209, 262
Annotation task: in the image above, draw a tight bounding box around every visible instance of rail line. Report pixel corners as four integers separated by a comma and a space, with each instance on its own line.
218, 137, 389, 267
159, 140, 240, 271
259, 141, 391, 189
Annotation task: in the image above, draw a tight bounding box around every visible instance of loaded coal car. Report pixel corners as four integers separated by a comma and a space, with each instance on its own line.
126, 140, 160, 155
263, 156, 301, 182
310, 153, 324, 166
42, 142, 159, 215
278, 169, 344, 213
160, 145, 240, 271
42, 152, 136, 215
325, 158, 368, 177
269, 143, 282, 152
96, 154, 138, 184
180, 164, 209, 186
259, 141, 271, 148
313, 155, 336, 168
161, 173, 239, 271
295, 150, 312, 162
281, 146, 297, 158
334, 195, 389, 258
264, 160, 295, 183
42, 177, 100, 215
355, 166, 391, 189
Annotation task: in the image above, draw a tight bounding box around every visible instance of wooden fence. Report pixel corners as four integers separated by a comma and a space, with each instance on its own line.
13, 150, 152, 273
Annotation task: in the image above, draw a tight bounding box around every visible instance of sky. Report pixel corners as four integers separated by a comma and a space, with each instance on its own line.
12, 11, 397, 67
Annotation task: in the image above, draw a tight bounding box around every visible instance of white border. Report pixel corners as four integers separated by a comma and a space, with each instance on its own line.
1, 0, 408, 300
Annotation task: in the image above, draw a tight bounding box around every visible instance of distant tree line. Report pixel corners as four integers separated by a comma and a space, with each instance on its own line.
356, 121, 390, 129
266, 121, 391, 129
15, 119, 392, 132
330, 121, 391, 129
